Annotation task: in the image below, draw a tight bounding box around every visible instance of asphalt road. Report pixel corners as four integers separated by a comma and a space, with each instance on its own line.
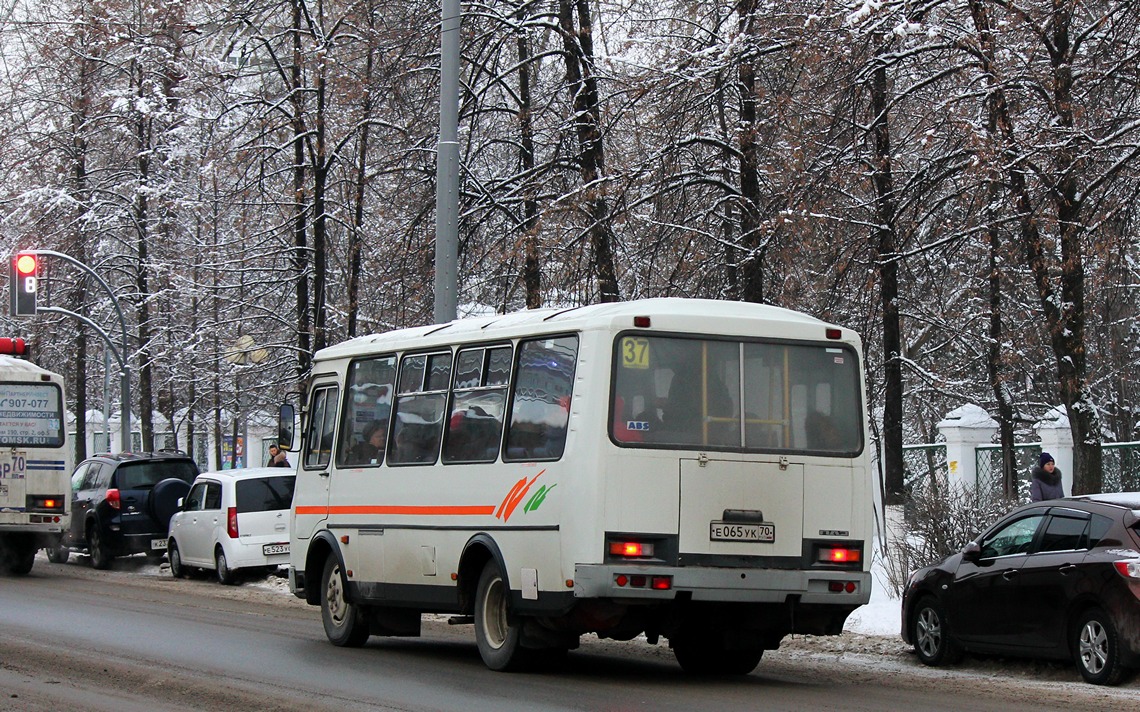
0, 556, 1136, 711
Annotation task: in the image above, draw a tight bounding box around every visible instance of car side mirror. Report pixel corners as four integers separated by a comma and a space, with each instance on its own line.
961, 541, 981, 562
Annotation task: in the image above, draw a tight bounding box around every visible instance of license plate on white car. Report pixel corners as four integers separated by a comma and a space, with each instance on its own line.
710, 521, 775, 543
150, 538, 167, 550
263, 543, 289, 556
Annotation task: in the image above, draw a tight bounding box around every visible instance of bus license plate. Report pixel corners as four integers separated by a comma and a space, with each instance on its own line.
263, 543, 289, 556
150, 538, 167, 550
710, 521, 775, 543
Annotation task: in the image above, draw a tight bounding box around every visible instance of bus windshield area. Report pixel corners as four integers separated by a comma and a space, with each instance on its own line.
611, 335, 862, 455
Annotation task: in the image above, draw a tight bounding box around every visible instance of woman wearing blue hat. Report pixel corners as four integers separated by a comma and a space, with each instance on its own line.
1029, 452, 1065, 502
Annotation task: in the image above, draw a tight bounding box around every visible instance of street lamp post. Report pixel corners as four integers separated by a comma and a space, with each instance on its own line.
226, 335, 268, 468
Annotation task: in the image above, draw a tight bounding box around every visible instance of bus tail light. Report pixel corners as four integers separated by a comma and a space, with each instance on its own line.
826, 328, 842, 339
227, 507, 239, 538
613, 574, 672, 590
818, 546, 861, 565
105, 488, 121, 510
609, 541, 654, 558
26, 495, 65, 512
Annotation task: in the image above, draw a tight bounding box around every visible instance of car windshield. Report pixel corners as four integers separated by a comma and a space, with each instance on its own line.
115, 461, 197, 490
235, 475, 296, 513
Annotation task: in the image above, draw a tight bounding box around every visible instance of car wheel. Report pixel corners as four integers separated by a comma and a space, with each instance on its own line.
320, 555, 370, 647
474, 561, 526, 671
1074, 608, 1127, 685
169, 541, 185, 579
46, 542, 69, 564
671, 632, 764, 675
912, 596, 962, 666
88, 527, 111, 570
215, 549, 236, 586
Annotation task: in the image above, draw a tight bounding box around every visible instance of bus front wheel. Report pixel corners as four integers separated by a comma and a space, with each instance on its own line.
320, 555, 371, 647
474, 561, 526, 671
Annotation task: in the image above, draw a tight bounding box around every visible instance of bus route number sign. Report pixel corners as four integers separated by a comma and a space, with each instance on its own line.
620, 337, 650, 369
710, 520, 775, 543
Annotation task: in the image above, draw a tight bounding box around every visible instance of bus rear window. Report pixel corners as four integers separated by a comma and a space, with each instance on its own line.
611, 336, 861, 455
0, 382, 64, 447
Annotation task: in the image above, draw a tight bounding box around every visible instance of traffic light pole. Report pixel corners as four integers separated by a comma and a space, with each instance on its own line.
24, 250, 132, 454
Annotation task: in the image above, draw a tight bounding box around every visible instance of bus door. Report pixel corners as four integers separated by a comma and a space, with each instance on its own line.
678, 456, 805, 560
0, 449, 28, 513
292, 381, 339, 541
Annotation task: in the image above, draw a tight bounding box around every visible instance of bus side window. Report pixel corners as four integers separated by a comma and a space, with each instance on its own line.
443, 345, 510, 464
336, 356, 396, 468
389, 352, 452, 466
504, 336, 578, 461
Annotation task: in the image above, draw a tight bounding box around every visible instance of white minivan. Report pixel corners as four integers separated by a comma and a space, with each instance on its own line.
167, 467, 295, 584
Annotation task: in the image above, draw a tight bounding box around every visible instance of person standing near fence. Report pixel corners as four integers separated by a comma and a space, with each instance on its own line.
1030, 452, 1065, 501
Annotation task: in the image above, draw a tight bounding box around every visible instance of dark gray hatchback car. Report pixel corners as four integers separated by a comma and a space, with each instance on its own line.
902, 493, 1140, 685
48, 452, 199, 569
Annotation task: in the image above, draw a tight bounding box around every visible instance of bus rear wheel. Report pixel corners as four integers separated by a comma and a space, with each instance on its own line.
474, 561, 526, 671
320, 556, 371, 647
0, 537, 36, 575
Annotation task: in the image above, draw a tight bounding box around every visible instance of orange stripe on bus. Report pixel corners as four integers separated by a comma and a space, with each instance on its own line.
294, 505, 495, 516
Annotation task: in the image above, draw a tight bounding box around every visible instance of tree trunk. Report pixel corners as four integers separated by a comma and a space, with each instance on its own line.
558, 0, 619, 303
346, 4, 376, 338
869, 42, 905, 505
967, 0, 1018, 498
516, 2, 541, 309
292, 0, 312, 380
1046, 9, 1100, 494
737, 1, 764, 304
134, 80, 153, 452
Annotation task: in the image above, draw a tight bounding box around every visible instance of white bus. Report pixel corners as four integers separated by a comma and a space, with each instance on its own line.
0, 353, 71, 575
282, 298, 873, 673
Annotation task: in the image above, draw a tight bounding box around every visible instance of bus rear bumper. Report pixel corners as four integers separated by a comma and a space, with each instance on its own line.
573, 564, 872, 606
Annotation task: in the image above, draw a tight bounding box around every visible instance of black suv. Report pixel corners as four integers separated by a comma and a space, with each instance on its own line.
48, 453, 199, 569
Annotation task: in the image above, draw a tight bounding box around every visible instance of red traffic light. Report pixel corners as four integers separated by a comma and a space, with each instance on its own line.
15, 253, 36, 276
0, 337, 27, 355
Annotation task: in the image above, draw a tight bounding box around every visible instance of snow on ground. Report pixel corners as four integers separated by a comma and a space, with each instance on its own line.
844, 546, 900, 636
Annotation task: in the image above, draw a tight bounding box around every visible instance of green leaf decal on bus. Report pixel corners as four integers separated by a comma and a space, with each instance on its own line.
523, 484, 556, 513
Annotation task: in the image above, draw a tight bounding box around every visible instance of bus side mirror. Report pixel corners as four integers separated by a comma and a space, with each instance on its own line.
278, 403, 296, 452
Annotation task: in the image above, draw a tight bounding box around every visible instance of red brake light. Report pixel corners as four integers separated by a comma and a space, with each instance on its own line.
826, 328, 842, 339
651, 576, 672, 590
609, 541, 654, 558
633, 316, 651, 328
105, 488, 120, 509
227, 506, 238, 538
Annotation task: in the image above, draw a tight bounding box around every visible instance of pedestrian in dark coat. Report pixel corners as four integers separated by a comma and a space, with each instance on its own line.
1030, 452, 1065, 502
